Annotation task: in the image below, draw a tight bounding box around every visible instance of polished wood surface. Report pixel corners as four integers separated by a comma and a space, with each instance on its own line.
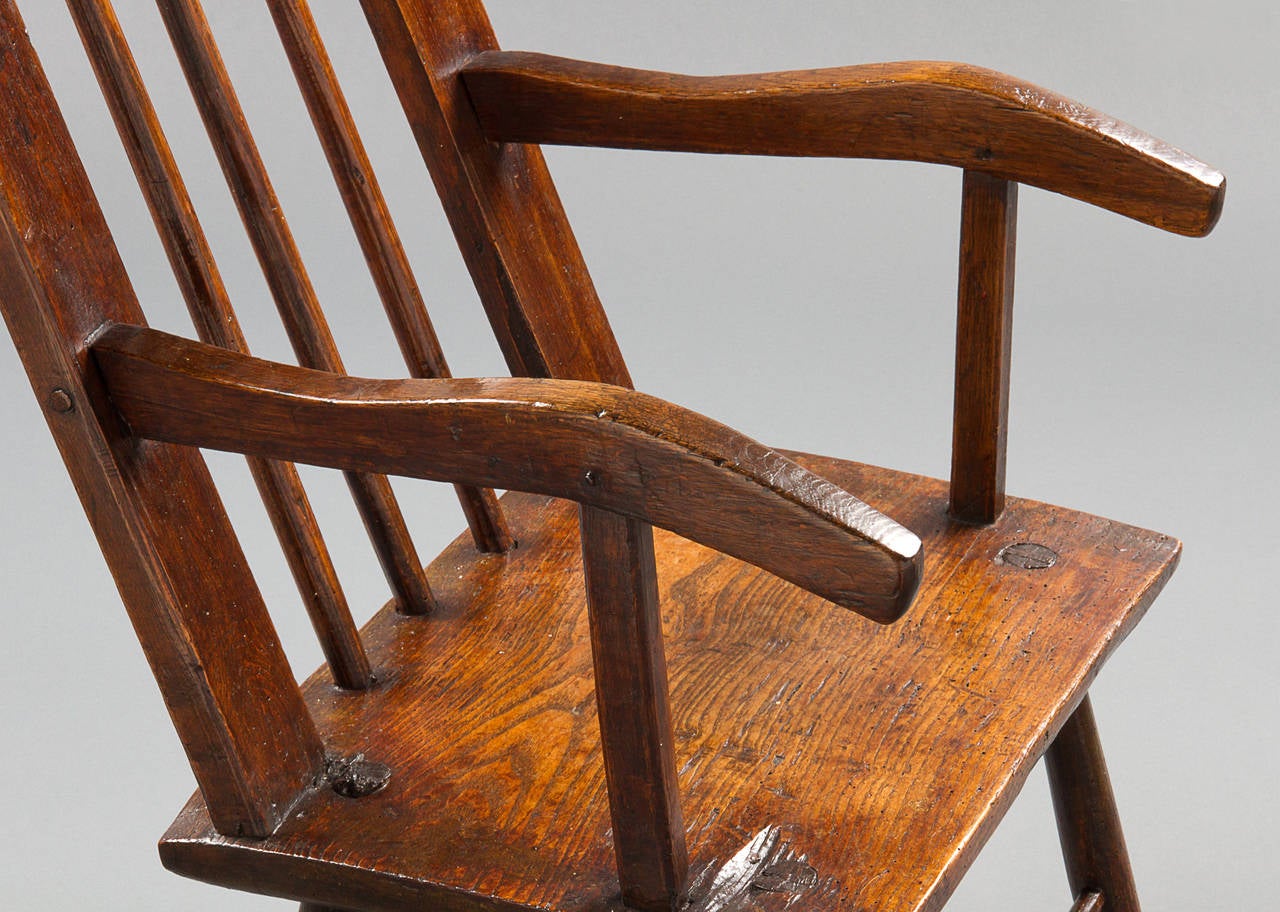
93, 323, 923, 622
0, 3, 323, 836
156, 0, 435, 615
64, 0, 372, 690
1071, 891, 1105, 912
461, 51, 1224, 236
160, 461, 1179, 912
950, 171, 1017, 525
266, 0, 512, 554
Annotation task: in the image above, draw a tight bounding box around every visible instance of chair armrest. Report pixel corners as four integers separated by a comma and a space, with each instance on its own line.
461, 51, 1224, 237
92, 323, 923, 622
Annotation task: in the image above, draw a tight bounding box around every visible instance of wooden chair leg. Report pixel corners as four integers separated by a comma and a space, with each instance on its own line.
1046, 694, 1142, 912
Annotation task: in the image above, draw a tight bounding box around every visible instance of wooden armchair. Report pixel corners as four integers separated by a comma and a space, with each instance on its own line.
0, 2, 1222, 911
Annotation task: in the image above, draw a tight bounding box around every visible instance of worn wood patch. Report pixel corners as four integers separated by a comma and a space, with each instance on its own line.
683, 826, 833, 912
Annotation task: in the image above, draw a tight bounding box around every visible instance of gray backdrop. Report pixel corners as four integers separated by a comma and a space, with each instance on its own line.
2, 1, 1275, 909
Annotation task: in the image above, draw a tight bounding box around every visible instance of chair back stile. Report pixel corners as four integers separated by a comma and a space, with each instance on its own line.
0, 2, 324, 838
357, 0, 633, 386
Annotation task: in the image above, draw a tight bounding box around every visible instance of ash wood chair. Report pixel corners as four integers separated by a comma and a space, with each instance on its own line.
0, 2, 1223, 911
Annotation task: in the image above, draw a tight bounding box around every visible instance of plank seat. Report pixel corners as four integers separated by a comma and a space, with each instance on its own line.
161, 456, 1177, 912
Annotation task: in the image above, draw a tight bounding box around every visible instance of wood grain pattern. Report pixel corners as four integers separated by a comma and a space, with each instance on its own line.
579, 506, 687, 911
358, 0, 632, 384
65, 0, 372, 690
159, 459, 1181, 912
461, 51, 1225, 237
1047, 697, 1142, 912
950, 171, 1017, 525
0, 1, 322, 836
154, 0, 436, 615
93, 323, 922, 622
265, 0, 512, 554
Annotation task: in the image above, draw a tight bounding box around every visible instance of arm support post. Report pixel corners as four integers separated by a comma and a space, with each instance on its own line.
950, 171, 1017, 524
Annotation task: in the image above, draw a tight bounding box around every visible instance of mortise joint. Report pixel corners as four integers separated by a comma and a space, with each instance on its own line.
998, 541, 1058, 570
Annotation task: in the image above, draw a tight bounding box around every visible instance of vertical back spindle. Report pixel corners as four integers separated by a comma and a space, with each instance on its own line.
950, 170, 1017, 524
265, 0, 513, 553
66, 0, 373, 689
154, 0, 436, 613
